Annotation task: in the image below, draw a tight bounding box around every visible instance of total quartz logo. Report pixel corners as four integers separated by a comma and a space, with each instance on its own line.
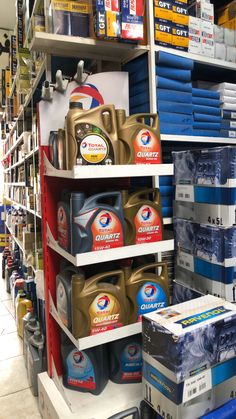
141, 207, 152, 221
99, 212, 112, 227
73, 351, 84, 364
144, 284, 157, 298
97, 295, 110, 310
141, 131, 151, 146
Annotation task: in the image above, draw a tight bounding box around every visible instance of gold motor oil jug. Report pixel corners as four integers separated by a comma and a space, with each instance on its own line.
125, 262, 169, 324
122, 188, 163, 246
71, 270, 128, 338
116, 109, 162, 164
66, 103, 119, 169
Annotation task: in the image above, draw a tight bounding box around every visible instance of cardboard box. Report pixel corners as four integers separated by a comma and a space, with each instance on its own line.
189, 0, 214, 24
218, 1, 236, 26
172, 280, 203, 305
175, 265, 236, 302
143, 295, 236, 380
226, 46, 236, 63
155, 19, 172, 46
173, 146, 236, 187
172, 2, 189, 26
215, 42, 226, 61
214, 25, 224, 43
172, 24, 189, 50
154, 0, 173, 22
224, 28, 235, 46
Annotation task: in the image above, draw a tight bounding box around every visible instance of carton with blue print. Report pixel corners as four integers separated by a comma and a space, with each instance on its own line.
142, 295, 236, 419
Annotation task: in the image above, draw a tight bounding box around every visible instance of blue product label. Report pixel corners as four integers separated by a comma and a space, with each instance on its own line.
176, 306, 232, 329
121, 342, 142, 381
136, 282, 168, 321
66, 349, 96, 390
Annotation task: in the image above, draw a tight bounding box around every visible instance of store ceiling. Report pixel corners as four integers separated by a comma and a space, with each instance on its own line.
0, 0, 16, 31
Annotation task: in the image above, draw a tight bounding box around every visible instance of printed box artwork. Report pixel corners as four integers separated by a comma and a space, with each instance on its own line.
142, 295, 236, 419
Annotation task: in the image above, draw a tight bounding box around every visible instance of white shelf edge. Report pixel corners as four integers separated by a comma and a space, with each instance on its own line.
49, 293, 141, 350
3, 131, 26, 159
161, 134, 236, 144
155, 45, 236, 71
38, 371, 142, 419
5, 182, 25, 186
44, 153, 174, 178
163, 217, 172, 225
46, 224, 174, 267
30, 32, 149, 63
5, 222, 24, 252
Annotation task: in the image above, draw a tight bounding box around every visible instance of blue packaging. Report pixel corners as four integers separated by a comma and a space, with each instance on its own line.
221, 119, 236, 129
192, 97, 221, 107
220, 130, 236, 138
124, 54, 147, 74
193, 104, 221, 116
193, 122, 221, 130
162, 206, 173, 217
130, 103, 149, 114
172, 281, 203, 305
162, 196, 173, 206
157, 100, 193, 114
160, 185, 175, 195
156, 50, 194, 70
222, 110, 236, 120
160, 123, 193, 135
130, 69, 147, 84
175, 265, 236, 303
129, 80, 149, 97
157, 88, 192, 103
174, 218, 236, 282
156, 66, 191, 82
160, 175, 173, 186
130, 91, 149, 107
192, 88, 220, 100
192, 129, 221, 137
156, 76, 192, 92
159, 111, 193, 124
194, 113, 222, 122
173, 146, 236, 186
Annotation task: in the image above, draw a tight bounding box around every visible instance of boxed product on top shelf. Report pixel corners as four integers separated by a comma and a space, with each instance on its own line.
142, 295, 236, 419
50, 0, 145, 41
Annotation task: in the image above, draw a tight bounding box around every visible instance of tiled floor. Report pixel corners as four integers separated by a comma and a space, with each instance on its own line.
0, 272, 41, 418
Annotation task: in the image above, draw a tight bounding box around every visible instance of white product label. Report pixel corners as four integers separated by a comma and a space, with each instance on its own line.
183, 370, 212, 403
230, 121, 236, 128
229, 131, 236, 138
175, 185, 194, 202
177, 251, 194, 272
231, 112, 236, 119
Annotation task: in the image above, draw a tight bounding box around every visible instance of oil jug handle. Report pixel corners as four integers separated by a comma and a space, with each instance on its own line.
84, 191, 122, 211
84, 270, 124, 289
62, 266, 82, 275
133, 262, 168, 279
100, 105, 117, 136
128, 113, 158, 129
128, 188, 161, 205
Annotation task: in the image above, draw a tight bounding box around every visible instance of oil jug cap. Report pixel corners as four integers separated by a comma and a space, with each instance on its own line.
69, 102, 83, 110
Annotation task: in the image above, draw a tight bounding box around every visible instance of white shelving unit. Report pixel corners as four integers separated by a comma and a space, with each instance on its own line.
44, 153, 174, 178
5, 222, 24, 252
46, 224, 174, 267
155, 45, 236, 71
30, 32, 148, 63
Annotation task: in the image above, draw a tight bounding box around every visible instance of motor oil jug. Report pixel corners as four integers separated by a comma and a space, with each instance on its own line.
49, 129, 65, 169
116, 109, 162, 165
2, 247, 10, 279
56, 265, 85, 329
72, 270, 128, 338
16, 291, 33, 338
27, 331, 47, 396
61, 334, 109, 395
65, 102, 119, 169
58, 191, 125, 254
125, 262, 169, 323
23, 317, 40, 366
122, 189, 163, 245
108, 334, 142, 384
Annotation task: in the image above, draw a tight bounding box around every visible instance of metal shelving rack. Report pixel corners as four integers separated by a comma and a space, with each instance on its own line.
4, 0, 236, 417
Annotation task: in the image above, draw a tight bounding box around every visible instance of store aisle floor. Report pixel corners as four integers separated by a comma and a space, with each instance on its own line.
0, 274, 41, 419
